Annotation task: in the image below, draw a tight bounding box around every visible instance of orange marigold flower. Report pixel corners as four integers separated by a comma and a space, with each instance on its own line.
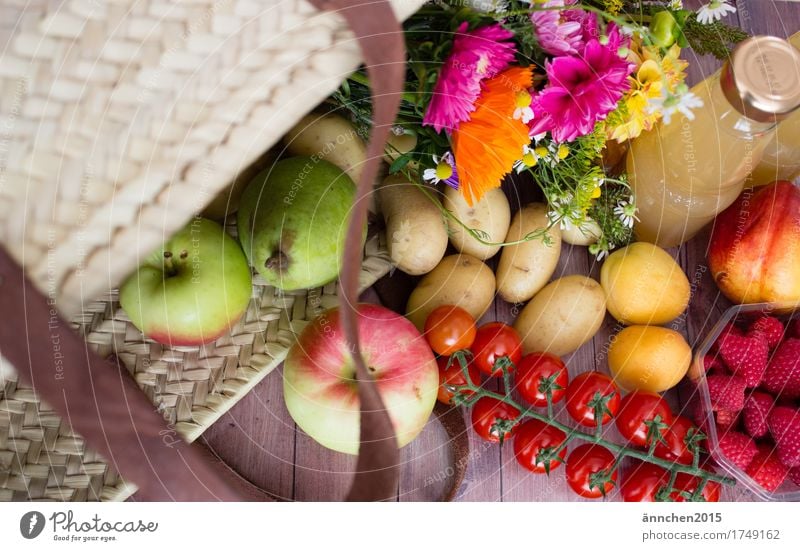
453, 66, 533, 205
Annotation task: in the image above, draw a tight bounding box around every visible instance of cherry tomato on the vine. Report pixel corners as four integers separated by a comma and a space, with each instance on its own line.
424, 305, 477, 356
436, 356, 482, 405
654, 416, 698, 465
471, 397, 520, 443
470, 323, 523, 377
565, 371, 621, 427
565, 444, 618, 499
515, 353, 569, 407
668, 472, 721, 503
620, 461, 669, 502
513, 419, 567, 473
615, 391, 674, 447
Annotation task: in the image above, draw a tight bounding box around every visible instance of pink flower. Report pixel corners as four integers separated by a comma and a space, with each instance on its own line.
423, 22, 516, 133
531, 0, 587, 56
529, 25, 634, 143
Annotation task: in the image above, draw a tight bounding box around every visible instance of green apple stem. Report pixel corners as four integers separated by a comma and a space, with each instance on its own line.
163, 251, 177, 277
266, 250, 289, 272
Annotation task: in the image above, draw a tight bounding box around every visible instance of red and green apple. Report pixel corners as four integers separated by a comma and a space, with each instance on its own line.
120, 218, 252, 346
284, 303, 438, 454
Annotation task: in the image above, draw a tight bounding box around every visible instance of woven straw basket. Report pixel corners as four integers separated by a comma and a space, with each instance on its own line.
0, 0, 427, 501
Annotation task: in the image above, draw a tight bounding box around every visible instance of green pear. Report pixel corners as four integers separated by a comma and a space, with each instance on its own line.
237, 157, 363, 291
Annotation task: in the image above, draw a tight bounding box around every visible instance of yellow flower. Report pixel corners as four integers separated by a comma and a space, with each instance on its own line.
605, 41, 690, 143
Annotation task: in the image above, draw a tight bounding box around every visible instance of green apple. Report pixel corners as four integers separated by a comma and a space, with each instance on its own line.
237, 157, 364, 291
120, 218, 252, 346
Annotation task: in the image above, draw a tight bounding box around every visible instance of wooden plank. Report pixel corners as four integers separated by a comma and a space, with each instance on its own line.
501, 243, 595, 501
293, 429, 358, 501
736, 0, 800, 37
202, 0, 800, 502
200, 368, 295, 500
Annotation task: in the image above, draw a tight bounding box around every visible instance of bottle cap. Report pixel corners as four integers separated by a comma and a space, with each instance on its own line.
721, 35, 800, 123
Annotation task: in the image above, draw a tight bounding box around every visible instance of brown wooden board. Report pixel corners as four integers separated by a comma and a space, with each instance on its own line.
203, 0, 800, 501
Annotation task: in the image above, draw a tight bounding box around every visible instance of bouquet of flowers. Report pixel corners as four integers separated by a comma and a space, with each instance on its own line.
333, 0, 747, 258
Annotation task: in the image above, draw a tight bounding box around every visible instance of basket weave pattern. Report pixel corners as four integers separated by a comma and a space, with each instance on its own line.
0, 230, 391, 501
0, 360, 135, 501
0, 0, 420, 501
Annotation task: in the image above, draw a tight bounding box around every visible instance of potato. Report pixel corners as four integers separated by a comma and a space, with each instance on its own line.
600, 242, 690, 325
608, 325, 691, 392
561, 218, 602, 246
406, 254, 496, 330
496, 203, 561, 303
513, 275, 606, 356
284, 113, 366, 183
443, 186, 510, 260
378, 175, 448, 276
384, 131, 418, 169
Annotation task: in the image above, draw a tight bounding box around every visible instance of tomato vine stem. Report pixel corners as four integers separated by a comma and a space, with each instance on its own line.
450, 352, 735, 492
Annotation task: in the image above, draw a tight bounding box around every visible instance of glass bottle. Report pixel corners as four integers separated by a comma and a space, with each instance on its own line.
626, 36, 800, 247
749, 31, 800, 186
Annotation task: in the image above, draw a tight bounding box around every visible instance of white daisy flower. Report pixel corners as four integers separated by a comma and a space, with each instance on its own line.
647, 86, 705, 125
614, 200, 640, 229
696, 1, 736, 25
513, 145, 538, 173
422, 151, 459, 188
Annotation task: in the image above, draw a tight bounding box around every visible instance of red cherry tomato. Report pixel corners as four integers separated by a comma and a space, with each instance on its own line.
565, 371, 621, 427
669, 472, 721, 503
620, 461, 669, 502
470, 322, 523, 377
513, 419, 567, 473
616, 391, 674, 447
436, 356, 482, 405
471, 397, 520, 443
424, 305, 477, 356
515, 353, 569, 407
655, 416, 698, 465
565, 444, 618, 499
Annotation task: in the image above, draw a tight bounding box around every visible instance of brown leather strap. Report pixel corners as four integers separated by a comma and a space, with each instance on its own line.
0, 0, 469, 503
307, 0, 406, 502
434, 403, 470, 502
0, 250, 243, 501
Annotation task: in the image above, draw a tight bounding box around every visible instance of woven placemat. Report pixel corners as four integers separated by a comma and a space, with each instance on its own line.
0, 357, 135, 502
1, 229, 393, 501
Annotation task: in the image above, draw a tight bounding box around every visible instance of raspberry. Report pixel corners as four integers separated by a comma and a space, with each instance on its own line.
706, 374, 746, 412
747, 316, 784, 349
768, 406, 800, 468
746, 446, 789, 492
716, 332, 769, 387
789, 467, 800, 486
763, 339, 800, 399
743, 391, 773, 439
716, 409, 739, 431
717, 431, 758, 470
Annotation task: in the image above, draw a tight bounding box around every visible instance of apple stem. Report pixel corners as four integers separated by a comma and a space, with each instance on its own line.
163, 251, 177, 276
266, 250, 289, 272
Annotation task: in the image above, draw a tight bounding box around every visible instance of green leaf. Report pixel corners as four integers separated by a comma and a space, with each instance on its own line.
389, 154, 411, 174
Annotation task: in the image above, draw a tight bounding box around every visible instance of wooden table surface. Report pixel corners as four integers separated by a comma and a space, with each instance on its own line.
202, 0, 800, 502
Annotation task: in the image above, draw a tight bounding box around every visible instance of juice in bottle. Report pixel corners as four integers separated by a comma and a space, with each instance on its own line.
749, 31, 800, 185
626, 36, 800, 247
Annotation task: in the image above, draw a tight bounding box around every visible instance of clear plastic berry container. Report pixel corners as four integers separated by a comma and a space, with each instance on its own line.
689, 302, 800, 501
